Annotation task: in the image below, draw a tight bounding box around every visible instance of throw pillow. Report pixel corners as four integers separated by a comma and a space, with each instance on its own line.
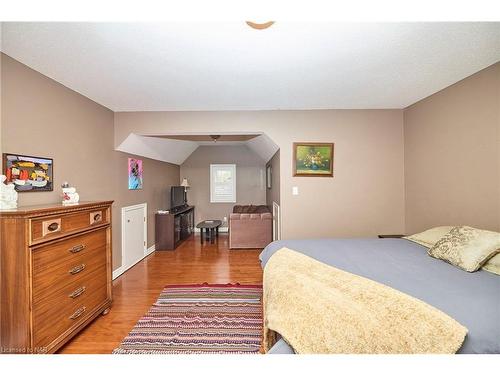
482, 253, 500, 275
404, 226, 455, 248
428, 226, 500, 272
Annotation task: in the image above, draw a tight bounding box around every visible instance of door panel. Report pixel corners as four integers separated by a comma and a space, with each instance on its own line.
122, 205, 146, 271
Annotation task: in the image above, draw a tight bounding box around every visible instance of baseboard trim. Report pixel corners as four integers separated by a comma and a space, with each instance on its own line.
112, 266, 125, 280
145, 244, 156, 256
194, 227, 229, 233
112, 244, 156, 280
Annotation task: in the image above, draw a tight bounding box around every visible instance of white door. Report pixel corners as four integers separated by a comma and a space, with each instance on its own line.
122, 203, 147, 272
272, 202, 281, 241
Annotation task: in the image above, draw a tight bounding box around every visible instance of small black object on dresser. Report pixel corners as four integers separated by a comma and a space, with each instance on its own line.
378, 234, 405, 238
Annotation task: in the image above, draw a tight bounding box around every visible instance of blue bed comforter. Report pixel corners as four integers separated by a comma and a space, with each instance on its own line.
260, 238, 500, 354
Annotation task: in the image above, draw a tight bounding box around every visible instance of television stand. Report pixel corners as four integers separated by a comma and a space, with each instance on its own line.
155, 205, 194, 250
170, 205, 189, 214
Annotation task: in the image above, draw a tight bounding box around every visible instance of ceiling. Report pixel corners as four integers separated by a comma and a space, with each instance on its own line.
152, 134, 260, 142
116, 133, 279, 165
1, 22, 500, 111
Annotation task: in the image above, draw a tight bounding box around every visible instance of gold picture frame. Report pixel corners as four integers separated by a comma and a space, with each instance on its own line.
293, 143, 334, 177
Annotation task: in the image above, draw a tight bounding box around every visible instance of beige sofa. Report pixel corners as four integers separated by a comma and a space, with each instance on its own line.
229, 205, 272, 249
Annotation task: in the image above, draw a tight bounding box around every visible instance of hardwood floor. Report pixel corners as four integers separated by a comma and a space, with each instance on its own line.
58, 233, 263, 353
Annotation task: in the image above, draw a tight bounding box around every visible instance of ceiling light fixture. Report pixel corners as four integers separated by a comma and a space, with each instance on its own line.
246, 21, 275, 30
210, 135, 221, 143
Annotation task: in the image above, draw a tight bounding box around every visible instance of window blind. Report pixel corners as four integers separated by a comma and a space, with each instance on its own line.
210, 164, 236, 203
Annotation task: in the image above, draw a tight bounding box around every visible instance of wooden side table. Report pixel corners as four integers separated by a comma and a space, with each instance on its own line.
196, 220, 222, 244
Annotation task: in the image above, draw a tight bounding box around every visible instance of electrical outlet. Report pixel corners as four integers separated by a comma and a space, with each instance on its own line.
292, 186, 299, 195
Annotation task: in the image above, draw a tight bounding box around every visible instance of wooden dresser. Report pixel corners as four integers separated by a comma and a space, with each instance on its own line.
0, 201, 113, 353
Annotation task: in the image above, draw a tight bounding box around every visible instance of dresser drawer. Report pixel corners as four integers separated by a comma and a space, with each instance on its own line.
32, 229, 108, 300
33, 260, 108, 307
30, 207, 109, 245
33, 279, 108, 348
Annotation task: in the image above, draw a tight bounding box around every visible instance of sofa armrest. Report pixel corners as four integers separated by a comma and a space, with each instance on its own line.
229, 212, 272, 249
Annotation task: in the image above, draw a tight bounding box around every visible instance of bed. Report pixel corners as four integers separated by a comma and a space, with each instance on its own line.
259, 238, 500, 354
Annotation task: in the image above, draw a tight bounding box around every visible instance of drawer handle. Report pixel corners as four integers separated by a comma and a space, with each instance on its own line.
47, 222, 59, 231
90, 211, 103, 225
42, 218, 62, 236
69, 286, 86, 299
69, 306, 86, 320
69, 264, 86, 275
69, 244, 86, 253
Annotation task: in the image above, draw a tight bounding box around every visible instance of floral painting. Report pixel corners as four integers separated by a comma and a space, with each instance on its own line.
3, 153, 54, 192
293, 143, 334, 177
128, 158, 143, 190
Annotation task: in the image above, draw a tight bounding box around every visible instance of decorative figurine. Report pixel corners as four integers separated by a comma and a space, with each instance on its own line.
0, 175, 19, 209
61, 181, 80, 205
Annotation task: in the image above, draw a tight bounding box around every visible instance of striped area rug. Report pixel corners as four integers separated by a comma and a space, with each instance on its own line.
113, 283, 263, 354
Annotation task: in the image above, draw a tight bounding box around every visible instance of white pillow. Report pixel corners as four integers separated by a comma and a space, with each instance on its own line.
483, 253, 500, 275
404, 226, 455, 248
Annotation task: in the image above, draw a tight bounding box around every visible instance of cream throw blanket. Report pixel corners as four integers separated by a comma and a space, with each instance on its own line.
263, 248, 467, 354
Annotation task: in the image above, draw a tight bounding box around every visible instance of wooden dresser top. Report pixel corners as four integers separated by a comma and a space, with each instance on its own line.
0, 201, 114, 218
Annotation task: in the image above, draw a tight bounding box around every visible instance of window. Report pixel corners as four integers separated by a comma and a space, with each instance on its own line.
210, 164, 236, 203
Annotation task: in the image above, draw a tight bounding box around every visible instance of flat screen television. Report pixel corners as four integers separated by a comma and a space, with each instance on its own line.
170, 186, 185, 210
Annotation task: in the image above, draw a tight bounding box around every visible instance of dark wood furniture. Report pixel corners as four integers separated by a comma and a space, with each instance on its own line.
0, 201, 113, 354
155, 206, 194, 250
196, 220, 222, 244
378, 234, 405, 238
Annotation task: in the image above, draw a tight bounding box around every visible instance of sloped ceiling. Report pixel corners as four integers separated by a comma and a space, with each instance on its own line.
116, 134, 199, 165
117, 133, 279, 165
246, 134, 279, 163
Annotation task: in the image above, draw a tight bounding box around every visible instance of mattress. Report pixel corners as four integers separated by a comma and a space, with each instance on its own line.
259, 238, 500, 354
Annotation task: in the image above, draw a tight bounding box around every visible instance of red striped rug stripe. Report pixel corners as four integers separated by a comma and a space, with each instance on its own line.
113, 283, 263, 354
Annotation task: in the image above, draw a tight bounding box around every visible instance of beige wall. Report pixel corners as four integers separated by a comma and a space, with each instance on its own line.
114, 156, 179, 266
115, 110, 406, 239
4, 48, 498, 266
498, 63, 500, 234
0, 54, 180, 270
266, 150, 280, 207
404, 62, 500, 233
180, 145, 266, 227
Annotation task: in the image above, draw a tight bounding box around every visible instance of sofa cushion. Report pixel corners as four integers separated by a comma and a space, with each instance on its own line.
232, 205, 247, 213
233, 205, 270, 214
255, 206, 271, 213
230, 212, 272, 220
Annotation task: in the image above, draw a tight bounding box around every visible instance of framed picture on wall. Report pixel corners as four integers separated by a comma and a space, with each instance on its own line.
2, 153, 54, 192
266, 165, 272, 189
128, 158, 143, 190
293, 143, 334, 177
